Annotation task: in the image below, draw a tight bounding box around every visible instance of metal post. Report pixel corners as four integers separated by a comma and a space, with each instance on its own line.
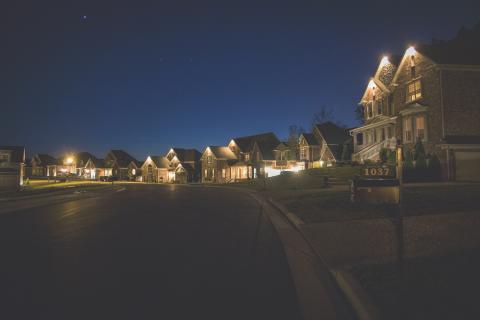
396, 145, 404, 276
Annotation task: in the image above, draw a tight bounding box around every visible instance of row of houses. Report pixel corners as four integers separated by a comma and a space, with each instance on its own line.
0, 122, 352, 189
2, 24, 480, 190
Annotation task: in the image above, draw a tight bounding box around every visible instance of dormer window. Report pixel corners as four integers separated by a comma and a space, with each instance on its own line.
407, 79, 422, 102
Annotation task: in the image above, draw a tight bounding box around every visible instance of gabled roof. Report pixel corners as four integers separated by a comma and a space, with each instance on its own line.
231, 132, 280, 153
175, 162, 195, 173
300, 133, 319, 146
90, 158, 107, 168
108, 150, 139, 168
0, 146, 25, 163
75, 152, 96, 167
33, 154, 56, 166
314, 122, 351, 145
146, 156, 170, 169
205, 146, 237, 160
416, 24, 480, 65
168, 148, 201, 162
374, 54, 402, 86
254, 138, 280, 161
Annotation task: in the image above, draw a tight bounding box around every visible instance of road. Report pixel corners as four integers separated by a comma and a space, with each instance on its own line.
0, 184, 301, 320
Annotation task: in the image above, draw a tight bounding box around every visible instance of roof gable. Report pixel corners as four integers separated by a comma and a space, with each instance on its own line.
107, 150, 139, 168
202, 146, 237, 160
314, 122, 350, 145
231, 132, 280, 153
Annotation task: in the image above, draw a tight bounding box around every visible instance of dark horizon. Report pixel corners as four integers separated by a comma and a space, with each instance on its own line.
3, 0, 480, 160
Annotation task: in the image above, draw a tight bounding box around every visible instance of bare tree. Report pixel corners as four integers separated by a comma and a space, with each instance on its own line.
286, 125, 305, 159
312, 106, 346, 129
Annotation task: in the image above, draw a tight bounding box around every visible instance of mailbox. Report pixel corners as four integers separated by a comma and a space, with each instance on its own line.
351, 166, 400, 204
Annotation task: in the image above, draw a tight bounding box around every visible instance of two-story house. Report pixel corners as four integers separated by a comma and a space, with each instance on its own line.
228, 132, 280, 179
165, 148, 202, 183
351, 25, 480, 180
47, 152, 95, 177
104, 150, 141, 181
0, 146, 26, 190
200, 146, 237, 183
299, 122, 352, 168
141, 156, 170, 183
30, 154, 56, 177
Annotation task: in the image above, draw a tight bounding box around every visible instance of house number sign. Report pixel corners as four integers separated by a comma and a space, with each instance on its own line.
362, 166, 395, 178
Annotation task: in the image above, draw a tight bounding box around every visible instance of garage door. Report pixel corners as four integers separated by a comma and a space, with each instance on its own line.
455, 151, 480, 181
0, 173, 19, 190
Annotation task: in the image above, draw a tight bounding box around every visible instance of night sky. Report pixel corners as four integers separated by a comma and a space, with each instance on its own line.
3, 0, 479, 160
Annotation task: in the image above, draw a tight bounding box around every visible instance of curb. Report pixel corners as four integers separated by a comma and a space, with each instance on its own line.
266, 195, 379, 320
330, 269, 380, 320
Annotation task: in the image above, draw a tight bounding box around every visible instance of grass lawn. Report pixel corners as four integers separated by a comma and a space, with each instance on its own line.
23, 179, 110, 190
268, 184, 480, 223
229, 167, 480, 223
350, 249, 480, 319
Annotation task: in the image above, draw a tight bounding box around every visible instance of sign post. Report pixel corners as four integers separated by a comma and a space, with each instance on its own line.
396, 144, 404, 276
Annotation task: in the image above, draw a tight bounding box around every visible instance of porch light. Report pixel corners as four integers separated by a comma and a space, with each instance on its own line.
66, 157, 74, 164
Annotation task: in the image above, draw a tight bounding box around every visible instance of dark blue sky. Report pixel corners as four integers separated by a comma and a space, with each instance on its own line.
3, 0, 479, 159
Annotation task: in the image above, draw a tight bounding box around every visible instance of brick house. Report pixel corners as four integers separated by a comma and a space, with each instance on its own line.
299, 122, 351, 168
47, 152, 95, 177
165, 148, 201, 183
30, 154, 56, 177
252, 141, 301, 177
104, 150, 141, 181
351, 25, 480, 181
141, 156, 170, 183
84, 157, 112, 180
227, 132, 280, 179
200, 146, 237, 183
0, 146, 26, 190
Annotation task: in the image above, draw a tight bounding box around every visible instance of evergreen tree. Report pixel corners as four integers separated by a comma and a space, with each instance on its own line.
379, 148, 389, 163
414, 139, 427, 169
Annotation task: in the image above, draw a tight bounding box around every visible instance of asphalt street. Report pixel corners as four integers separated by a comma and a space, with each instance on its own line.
0, 184, 301, 320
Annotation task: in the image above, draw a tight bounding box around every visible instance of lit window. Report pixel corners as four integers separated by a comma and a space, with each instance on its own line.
407, 80, 422, 102
222, 169, 226, 178
404, 117, 413, 142
245, 154, 250, 161
416, 116, 426, 141
207, 155, 212, 164
300, 147, 306, 160
131, 168, 136, 175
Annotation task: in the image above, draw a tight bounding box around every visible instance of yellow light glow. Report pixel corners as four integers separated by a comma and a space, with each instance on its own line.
368, 79, 376, 89
380, 56, 389, 67
406, 46, 416, 56
66, 157, 74, 164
